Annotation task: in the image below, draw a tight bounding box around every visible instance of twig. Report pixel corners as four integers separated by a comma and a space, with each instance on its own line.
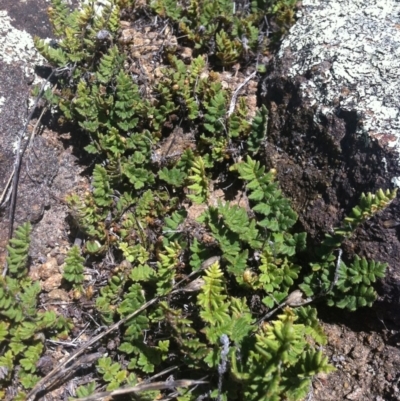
46, 339, 79, 348
75, 379, 208, 401
254, 289, 313, 325
27, 256, 221, 400
2, 70, 56, 278
226, 71, 257, 117
26, 296, 159, 401
0, 166, 15, 208
327, 248, 342, 294
143, 365, 178, 383
7, 69, 56, 240
27, 106, 48, 154
254, 248, 344, 325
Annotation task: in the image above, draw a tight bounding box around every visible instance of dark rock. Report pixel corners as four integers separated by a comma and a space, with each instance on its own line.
259, 0, 400, 324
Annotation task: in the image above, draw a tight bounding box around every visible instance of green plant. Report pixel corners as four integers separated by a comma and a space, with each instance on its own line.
0, 223, 72, 396
19, 0, 396, 400
63, 245, 85, 288
300, 188, 397, 311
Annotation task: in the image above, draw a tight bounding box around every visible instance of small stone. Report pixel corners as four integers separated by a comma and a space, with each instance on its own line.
42, 273, 62, 292
47, 288, 69, 302
38, 257, 59, 280
56, 254, 65, 266
346, 387, 363, 400
180, 47, 193, 60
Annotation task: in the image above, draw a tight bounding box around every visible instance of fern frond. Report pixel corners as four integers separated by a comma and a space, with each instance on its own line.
6, 222, 31, 278
187, 156, 209, 204
248, 105, 268, 154
93, 165, 113, 207
197, 261, 230, 325
47, 0, 69, 36
96, 46, 123, 84
63, 245, 85, 286
156, 242, 182, 296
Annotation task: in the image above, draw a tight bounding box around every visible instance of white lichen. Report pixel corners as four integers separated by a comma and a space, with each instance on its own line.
278, 0, 400, 156
0, 10, 46, 68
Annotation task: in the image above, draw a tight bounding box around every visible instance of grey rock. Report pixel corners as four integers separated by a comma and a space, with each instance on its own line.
260, 0, 400, 320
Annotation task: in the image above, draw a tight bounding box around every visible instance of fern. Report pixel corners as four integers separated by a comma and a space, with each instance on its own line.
216, 30, 243, 66
30, 1, 393, 400
300, 189, 396, 310
6, 222, 31, 278
231, 309, 333, 401
150, 0, 183, 19
159, 167, 187, 187
33, 36, 68, 66
96, 46, 123, 84
96, 273, 127, 325
203, 83, 227, 134
156, 242, 182, 296
113, 70, 140, 132
93, 164, 113, 207
248, 105, 268, 154
0, 225, 72, 391
198, 261, 230, 326
228, 97, 251, 138
187, 156, 209, 204
217, 201, 261, 248
47, 0, 69, 36
234, 156, 297, 231
63, 245, 85, 287
199, 205, 242, 259
97, 356, 128, 391
74, 382, 97, 398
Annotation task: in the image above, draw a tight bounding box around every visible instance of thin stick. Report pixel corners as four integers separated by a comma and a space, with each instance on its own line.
75, 379, 208, 401
27, 256, 220, 400
26, 296, 159, 401
255, 249, 344, 325
7, 69, 56, 240
227, 71, 257, 117
0, 166, 15, 207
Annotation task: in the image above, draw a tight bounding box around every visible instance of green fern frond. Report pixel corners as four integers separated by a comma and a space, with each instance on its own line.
216, 30, 243, 66
156, 242, 182, 296
234, 156, 297, 231
187, 156, 209, 204
93, 165, 113, 207
47, 0, 69, 36
113, 70, 140, 132
203, 84, 227, 134
63, 245, 85, 286
197, 261, 230, 325
6, 222, 31, 278
159, 167, 187, 187
96, 46, 123, 84
248, 105, 268, 154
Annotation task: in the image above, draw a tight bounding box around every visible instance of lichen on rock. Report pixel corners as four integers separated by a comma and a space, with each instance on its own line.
259, 0, 400, 317
276, 0, 400, 156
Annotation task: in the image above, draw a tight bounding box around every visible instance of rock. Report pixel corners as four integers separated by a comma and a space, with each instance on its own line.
259, 0, 400, 322
38, 257, 59, 280
42, 273, 63, 292
47, 288, 70, 302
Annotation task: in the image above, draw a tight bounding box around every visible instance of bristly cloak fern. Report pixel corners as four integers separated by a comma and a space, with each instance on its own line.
0, 223, 71, 394
29, 1, 397, 400
63, 245, 85, 287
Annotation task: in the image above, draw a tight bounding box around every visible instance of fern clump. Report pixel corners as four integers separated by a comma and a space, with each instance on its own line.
0, 224, 72, 396
63, 245, 85, 288
24, 0, 397, 399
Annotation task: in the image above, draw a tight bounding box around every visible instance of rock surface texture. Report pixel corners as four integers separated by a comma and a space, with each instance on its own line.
260, 0, 400, 322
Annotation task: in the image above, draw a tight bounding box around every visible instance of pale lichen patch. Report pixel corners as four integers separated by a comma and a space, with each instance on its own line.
278, 0, 400, 161
0, 10, 46, 69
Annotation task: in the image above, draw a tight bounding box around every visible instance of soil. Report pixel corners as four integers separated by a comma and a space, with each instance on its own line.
1, 1, 400, 401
